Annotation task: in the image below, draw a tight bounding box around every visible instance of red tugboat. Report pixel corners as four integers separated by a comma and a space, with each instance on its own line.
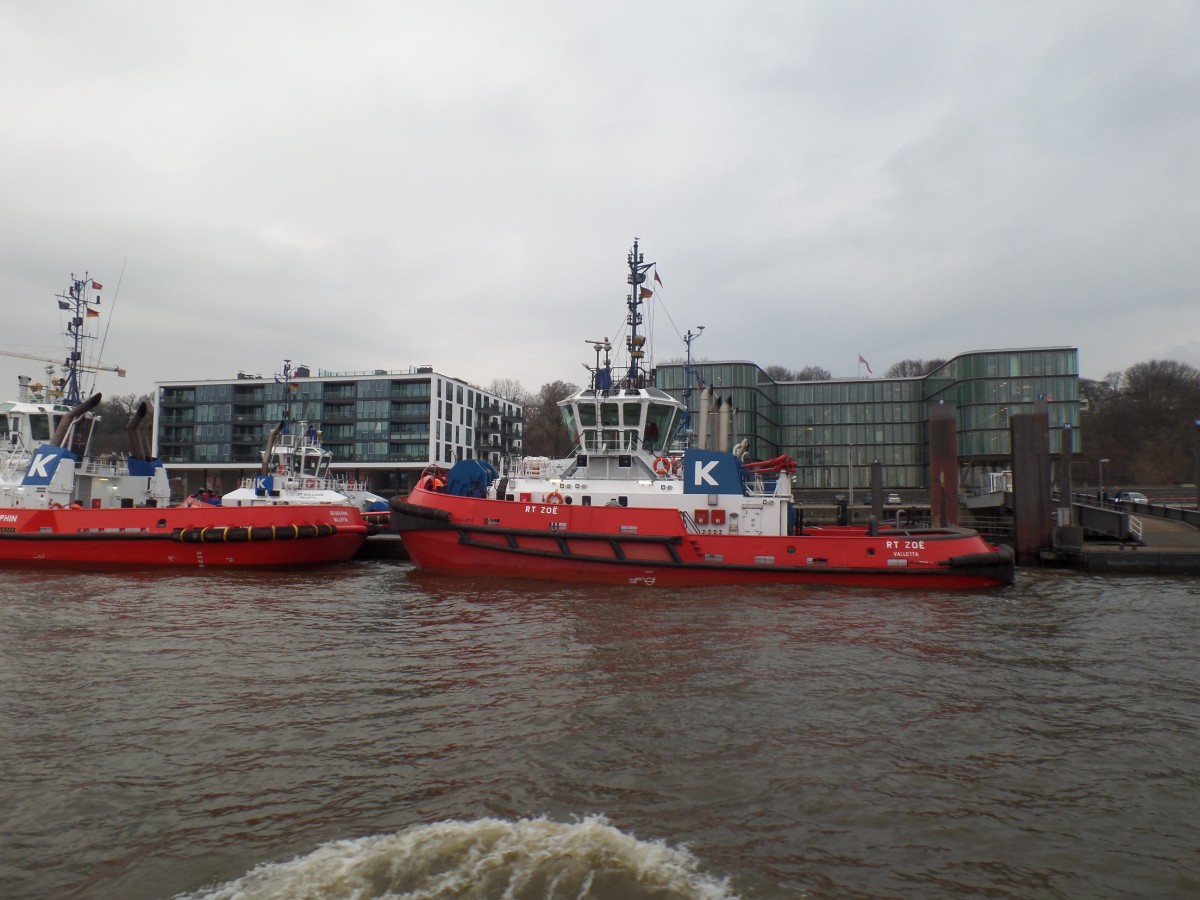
391, 241, 1014, 589
0, 504, 368, 569
0, 275, 369, 568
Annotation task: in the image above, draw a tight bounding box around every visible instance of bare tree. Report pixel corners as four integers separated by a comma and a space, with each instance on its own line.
1083, 359, 1200, 485
91, 393, 154, 456
764, 365, 794, 381
487, 378, 532, 404
521, 380, 578, 457
96, 393, 149, 432
886, 359, 946, 377
794, 365, 832, 381
1079, 372, 1123, 411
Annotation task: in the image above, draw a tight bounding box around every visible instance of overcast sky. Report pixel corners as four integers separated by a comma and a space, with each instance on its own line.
3, 2, 1198, 403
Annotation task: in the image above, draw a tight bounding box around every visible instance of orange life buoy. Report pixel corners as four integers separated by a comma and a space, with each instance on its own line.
545, 491, 563, 504
48, 500, 64, 509
653, 456, 673, 476
276, 465, 287, 476
303, 479, 316, 489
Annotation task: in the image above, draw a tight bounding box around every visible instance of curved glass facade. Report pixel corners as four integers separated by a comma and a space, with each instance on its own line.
655, 347, 1079, 491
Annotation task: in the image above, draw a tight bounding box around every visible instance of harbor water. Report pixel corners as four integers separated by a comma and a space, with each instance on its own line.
2, 563, 1197, 898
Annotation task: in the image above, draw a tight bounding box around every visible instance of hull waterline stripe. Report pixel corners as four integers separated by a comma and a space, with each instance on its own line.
449, 529, 1012, 581
0, 523, 364, 542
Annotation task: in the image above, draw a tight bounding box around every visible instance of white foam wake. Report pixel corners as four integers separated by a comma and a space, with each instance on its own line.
175, 814, 737, 899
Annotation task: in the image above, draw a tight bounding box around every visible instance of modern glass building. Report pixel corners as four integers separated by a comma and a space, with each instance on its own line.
655, 346, 1079, 492
153, 366, 522, 497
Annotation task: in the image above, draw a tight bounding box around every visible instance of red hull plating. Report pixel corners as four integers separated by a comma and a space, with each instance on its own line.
0, 505, 368, 568
391, 486, 1014, 589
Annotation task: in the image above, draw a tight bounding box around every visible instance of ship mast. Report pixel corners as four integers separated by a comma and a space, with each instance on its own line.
679, 325, 705, 445
625, 238, 655, 389
278, 358, 297, 429
54, 274, 103, 406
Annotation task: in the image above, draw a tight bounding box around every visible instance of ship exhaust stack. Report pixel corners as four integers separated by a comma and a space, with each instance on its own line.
50, 392, 102, 447
126, 401, 150, 460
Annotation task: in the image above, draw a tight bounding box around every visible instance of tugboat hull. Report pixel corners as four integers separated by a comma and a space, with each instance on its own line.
0, 506, 368, 568
391, 494, 1014, 589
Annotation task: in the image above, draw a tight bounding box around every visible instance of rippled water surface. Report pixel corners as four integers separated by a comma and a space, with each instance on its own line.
2, 563, 1198, 898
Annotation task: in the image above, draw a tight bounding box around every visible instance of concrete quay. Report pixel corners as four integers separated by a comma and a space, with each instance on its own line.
1063, 515, 1200, 575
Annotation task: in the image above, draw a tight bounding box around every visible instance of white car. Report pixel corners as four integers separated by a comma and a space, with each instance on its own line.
1114, 491, 1147, 506
885, 492, 902, 505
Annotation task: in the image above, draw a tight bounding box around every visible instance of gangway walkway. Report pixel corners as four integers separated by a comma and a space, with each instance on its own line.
1065, 498, 1200, 573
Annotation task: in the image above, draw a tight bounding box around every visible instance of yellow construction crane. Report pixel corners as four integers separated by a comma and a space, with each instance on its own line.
0, 348, 126, 377
1, 349, 126, 400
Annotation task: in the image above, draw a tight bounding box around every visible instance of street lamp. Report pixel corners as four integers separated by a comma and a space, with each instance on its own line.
1098, 458, 1110, 503
803, 425, 814, 489
848, 443, 855, 507
680, 326, 704, 444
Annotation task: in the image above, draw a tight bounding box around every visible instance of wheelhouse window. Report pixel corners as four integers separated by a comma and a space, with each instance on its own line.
644, 403, 677, 452
30, 414, 53, 442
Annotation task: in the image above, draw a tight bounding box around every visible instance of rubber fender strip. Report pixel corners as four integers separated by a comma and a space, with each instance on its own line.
173, 523, 346, 543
